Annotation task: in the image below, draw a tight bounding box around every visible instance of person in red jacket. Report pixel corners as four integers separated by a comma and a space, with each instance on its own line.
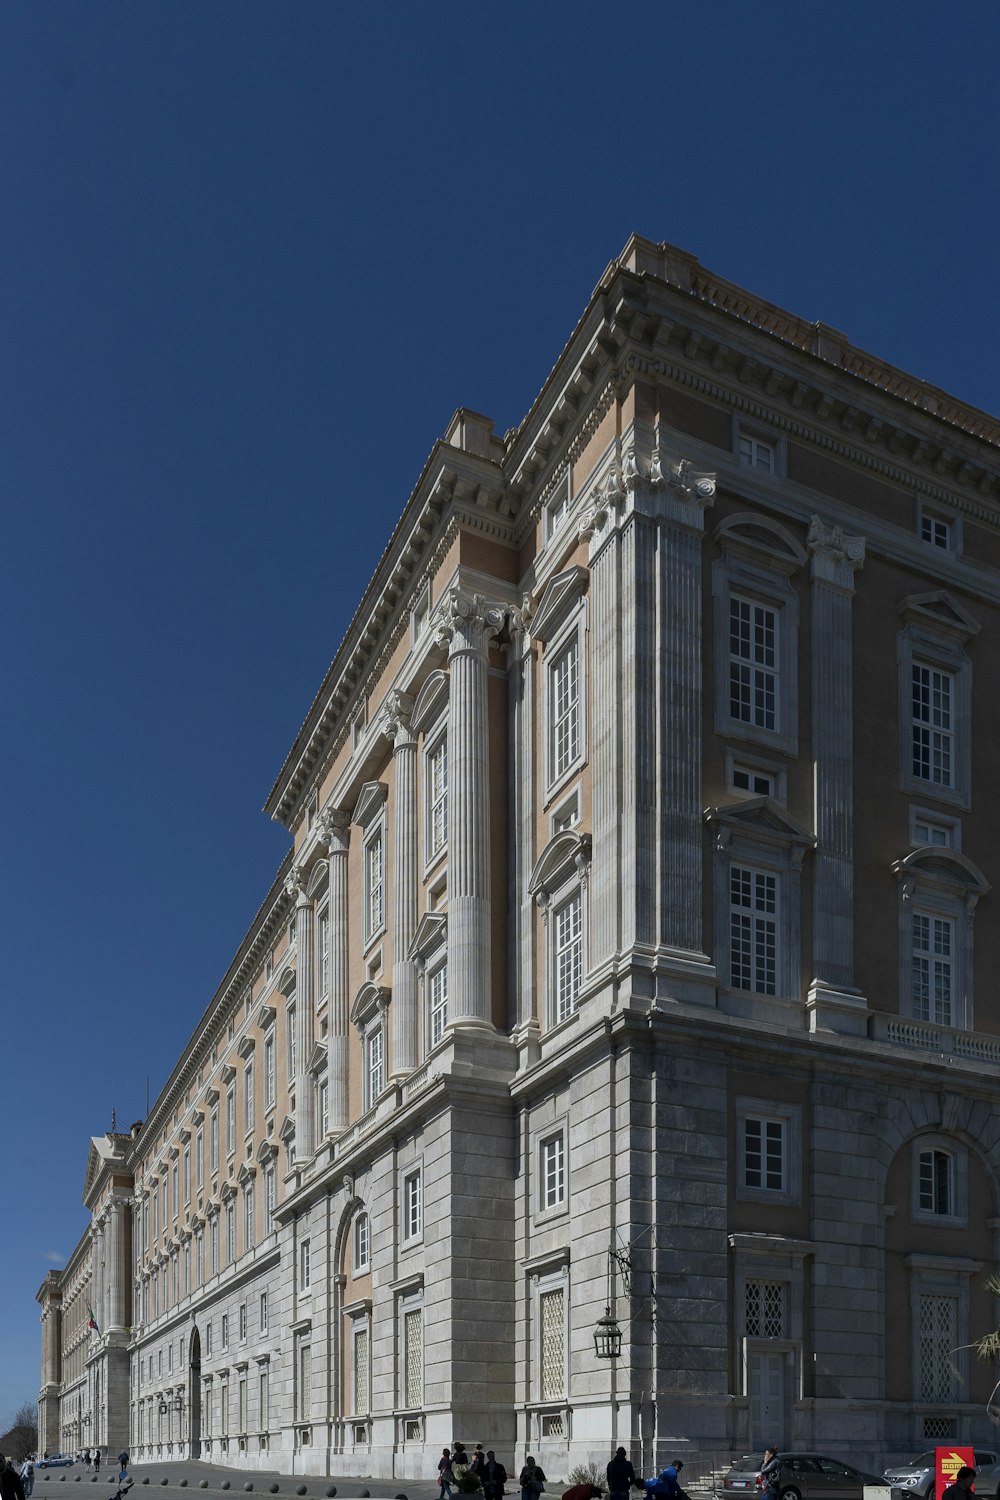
563, 1485, 603, 1500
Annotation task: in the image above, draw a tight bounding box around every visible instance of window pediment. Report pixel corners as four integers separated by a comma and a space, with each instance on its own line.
705, 796, 815, 852
892, 847, 989, 900
307, 1042, 327, 1075
411, 670, 449, 734
531, 566, 588, 643
237, 1035, 256, 1059
528, 830, 592, 903
307, 859, 328, 898
277, 966, 296, 998
898, 590, 980, 644
256, 1140, 278, 1165
278, 1115, 295, 1144
236, 1163, 256, 1187
714, 512, 807, 575
354, 781, 388, 830
351, 981, 390, 1028
408, 910, 447, 964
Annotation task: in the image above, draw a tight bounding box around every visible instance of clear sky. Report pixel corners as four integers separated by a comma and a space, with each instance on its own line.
2, 0, 999, 1427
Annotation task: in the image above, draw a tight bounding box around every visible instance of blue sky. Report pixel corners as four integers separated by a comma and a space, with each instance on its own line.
2, 0, 999, 1427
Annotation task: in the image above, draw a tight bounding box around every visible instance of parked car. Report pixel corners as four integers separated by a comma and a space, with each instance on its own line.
722, 1454, 885, 1500
37, 1457, 74, 1469
884, 1452, 1000, 1500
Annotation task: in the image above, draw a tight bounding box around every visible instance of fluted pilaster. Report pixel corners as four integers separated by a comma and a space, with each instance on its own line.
806, 516, 867, 1029
437, 588, 506, 1026
285, 867, 316, 1158
385, 692, 419, 1072
319, 808, 351, 1130
92, 1217, 105, 1336
509, 603, 536, 1032
105, 1198, 125, 1334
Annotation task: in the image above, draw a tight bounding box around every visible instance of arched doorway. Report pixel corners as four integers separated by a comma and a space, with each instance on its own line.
189, 1327, 201, 1460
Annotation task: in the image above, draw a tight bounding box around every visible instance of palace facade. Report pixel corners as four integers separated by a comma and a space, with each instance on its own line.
38, 237, 1000, 1479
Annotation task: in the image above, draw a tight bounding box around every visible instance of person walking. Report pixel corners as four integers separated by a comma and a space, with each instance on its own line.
607, 1448, 639, 1500
1, 1459, 26, 1500
19, 1463, 34, 1500
82, 1453, 90, 1472
439, 1449, 456, 1500
481, 1452, 508, 1500
93, 1454, 101, 1478
757, 1450, 781, 1500
519, 1456, 546, 1500
117, 1454, 129, 1482
942, 1470, 976, 1500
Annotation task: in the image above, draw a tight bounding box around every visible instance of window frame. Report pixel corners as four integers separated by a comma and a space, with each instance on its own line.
363, 822, 386, 948
734, 416, 785, 479
911, 1135, 968, 1227
402, 1166, 423, 1246
734, 1097, 802, 1207
897, 617, 973, 810
893, 848, 987, 1033
424, 724, 449, 868
916, 498, 962, 558
538, 1129, 568, 1219
353, 1211, 371, 1275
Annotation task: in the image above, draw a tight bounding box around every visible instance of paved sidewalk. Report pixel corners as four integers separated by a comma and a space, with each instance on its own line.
36, 1463, 439, 1500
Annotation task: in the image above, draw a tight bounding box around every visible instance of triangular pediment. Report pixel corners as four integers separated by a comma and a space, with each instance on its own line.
278, 1115, 296, 1143
307, 1041, 327, 1074
531, 566, 589, 643
705, 796, 815, 848
353, 780, 388, 830
408, 910, 447, 962
899, 590, 980, 642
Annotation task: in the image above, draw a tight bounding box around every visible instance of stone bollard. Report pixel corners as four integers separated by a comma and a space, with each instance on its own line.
200, 1483, 209, 1489
269, 1486, 279, 1494
324, 1488, 337, 1498
221, 1485, 230, 1491
180, 1483, 188, 1489
244, 1485, 254, 1493
296, 1488, 307, 1496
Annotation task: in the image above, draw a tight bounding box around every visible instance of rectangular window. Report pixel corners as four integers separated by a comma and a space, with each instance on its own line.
428, 735, 448, 856
286, 1004, 297, 1081
738, 430, 776, 473
354, 1213, 370, 1272
546, 472, 572, 537
729, 596, 778, 731
210, 1218, 219, 1276
429, 964, 448, 1048
263, 1165, 276, 1235
912, 912, 954, 1025
914, 816, 953, 847
318, 909, 330, 999
172, 1161, 179, 1220
220, 1380, 229, 1437
226, 1088, 235, 1157
210, 1109, 219, 1175
365, 828, 385, 939
205, 1321, 213, 1356
244, 1185, 254, 1250
263, 1034, 275, 1111
260, 1290, 268, 1335
919, 1148, 953, 1215
403, 1309, 422, 1408
540, 1287, 566, 1401
299, 1345, 312, 1420
221, 1312, 229, 1350
196, 1127, 204, 1188
196, 1229, 204, 1284
541, 1133, 565, 1210
367, 1026, 384, 1106
300, 1237, 311, 1291
731, 763, 774, 797
744, 1116, 785, 1191
730, 864, 779, 995
353, 1328, 369, 1414
918, 1294, 958, 1401
404, 1170, 422, 1240
317, 1078, 329, 1139
183, 1146, 191, 1204
259, 1368, 269, 1431
244, 1061, 255, 1134
226, 1203, 236, 1264
238, 1377, 247, 1433
912, 663, 954, 787
554, 891, 583, 1022
746, 1278, 784, 1338
551, 636, 580, 780
922, 513, 953, 550
239, 1302, 247, 1342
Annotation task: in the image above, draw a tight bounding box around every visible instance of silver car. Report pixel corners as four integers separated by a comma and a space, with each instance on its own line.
883, 1452, 1000, 1500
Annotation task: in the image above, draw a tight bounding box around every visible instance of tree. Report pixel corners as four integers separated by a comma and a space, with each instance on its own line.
0, 1402, 38, 1461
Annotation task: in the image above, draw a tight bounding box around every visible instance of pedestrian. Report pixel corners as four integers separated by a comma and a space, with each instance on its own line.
470, 1448, 486, 1480
19, 1462, 34, 1500
1, 1460, 26, 1500
607, 1448, 639, 1500
562, 1484, 601, 1500
117, 1454, 129, 1482
519, 1456, 547, 1500
942, 1471, 976, 1500
453, 1445, 470, 1482
83, 1453, 90, 1472
93, 1454, 101, 1478
481, 1452, 508, 1500
756, 1451, 781, 1500
439, 1449, 456, 1500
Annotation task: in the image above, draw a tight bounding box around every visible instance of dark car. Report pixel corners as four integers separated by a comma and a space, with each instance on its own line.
884, 1452, 1000, 1500
37, 1457, 74, 1469
722, 1454, 885, 1500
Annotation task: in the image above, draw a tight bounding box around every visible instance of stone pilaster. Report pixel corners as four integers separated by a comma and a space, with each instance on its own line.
384, 692, 419, 1074
319, 808, 351, 1131
436, 587, 507, 1027
806, 516, 868, 1035
105, 1198, 125, 1334
286, 867, 316, 1159
508, 602, 538, 1049
583, 472, 624, 976
93, 1216, 106, 1337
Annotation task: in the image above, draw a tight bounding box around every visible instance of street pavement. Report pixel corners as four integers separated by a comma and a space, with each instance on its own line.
35, 1462, 441, 1500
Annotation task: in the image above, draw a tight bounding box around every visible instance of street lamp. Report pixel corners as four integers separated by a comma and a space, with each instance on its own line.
592, 1244, 634, 1360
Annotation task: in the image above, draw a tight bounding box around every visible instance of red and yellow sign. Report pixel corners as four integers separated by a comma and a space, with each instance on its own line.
935, 1448, 975, 1500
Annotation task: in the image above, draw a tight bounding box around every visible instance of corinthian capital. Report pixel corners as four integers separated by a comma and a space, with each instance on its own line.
317, 806, 351, 855
433, 587, 507, 657
283, 866, 304, 901
807, 515, 865, 589
380, 689, 415, 745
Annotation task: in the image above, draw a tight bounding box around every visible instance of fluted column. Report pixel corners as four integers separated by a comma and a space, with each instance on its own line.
106, 1198, 125, 1334
286, 867, 316, 1159
806, 516, 868, 1033
508, 603, 536, 1036
319, 808, 351, 1130
437, 587, 506, 1026
385, 692, 419, 1072
92, 1216, 106, 1336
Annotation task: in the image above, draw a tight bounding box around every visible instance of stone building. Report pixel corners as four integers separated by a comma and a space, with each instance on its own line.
38, 236, 1000, 1477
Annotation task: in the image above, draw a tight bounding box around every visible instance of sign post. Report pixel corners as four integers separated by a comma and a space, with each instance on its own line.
935, 1448, 975, 1500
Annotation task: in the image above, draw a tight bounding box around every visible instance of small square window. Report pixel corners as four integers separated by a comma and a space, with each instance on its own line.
731, 763, 774, 797
922, 513, 954, 550
737, 426, 780, 475
551, 791, 580, 835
